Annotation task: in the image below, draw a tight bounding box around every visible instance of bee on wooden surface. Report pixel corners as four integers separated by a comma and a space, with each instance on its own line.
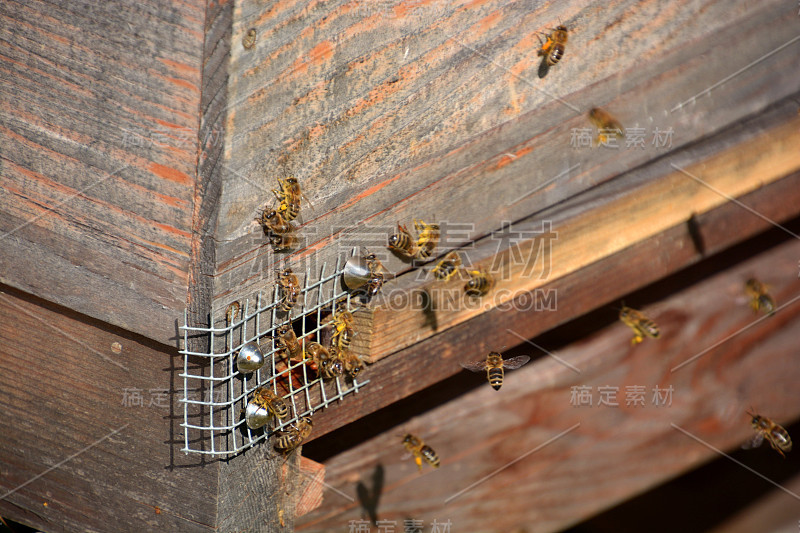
364, 251, 390, 299
388, 223, 419, 258
274, 416, 313, 453
274, 324, 302, 360
329, 310, 355, 350
402, 434, 440, 471
242, 28, 257, 50
460, 351, 531, 391
272, 177, 310, 222
414, 219, 440, 260
431, 251, 462, 282
536, 24, 568, 78
745, 278, 775, 315
226, 301, 241, 324
337, 347, 365, 379
276, 269, 300, 313
251, 387, 289, 420
269, 232, 299, 252
742, 411, 792, 458
618, 305, 659, 345
588, 108, 625, 144
260, 208, 295, 235
464, 269, 494, 298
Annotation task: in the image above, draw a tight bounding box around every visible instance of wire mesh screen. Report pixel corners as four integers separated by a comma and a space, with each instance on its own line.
180, 254, 370, 456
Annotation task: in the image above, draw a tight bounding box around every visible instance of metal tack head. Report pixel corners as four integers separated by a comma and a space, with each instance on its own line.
236, 341, 265, 373
343, 253, 371, 290
245, 401, 271, 429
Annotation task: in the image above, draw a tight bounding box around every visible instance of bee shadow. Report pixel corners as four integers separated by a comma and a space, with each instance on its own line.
356, 463, 384, 524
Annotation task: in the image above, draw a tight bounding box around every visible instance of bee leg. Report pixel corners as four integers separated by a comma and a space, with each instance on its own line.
415, 456, 423, 471
631, 334, 643, 345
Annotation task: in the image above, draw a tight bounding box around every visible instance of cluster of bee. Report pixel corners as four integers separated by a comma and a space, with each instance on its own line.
430, 250, 495, 298
259, 177, 309, 252
388, 219, 440, 261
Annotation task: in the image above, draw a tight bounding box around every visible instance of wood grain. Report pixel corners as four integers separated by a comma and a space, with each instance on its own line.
211, 0, 799, 326
0, 0, 204, 343
0, 286, 214, 532
296, 237, 800, 532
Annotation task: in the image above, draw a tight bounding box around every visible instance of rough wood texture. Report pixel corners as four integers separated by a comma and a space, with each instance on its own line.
0, 0, 205, 344
298, 166, 800, 443
211, 0, 799, 326
296, 237, 800, 532
0, 286, 214, 532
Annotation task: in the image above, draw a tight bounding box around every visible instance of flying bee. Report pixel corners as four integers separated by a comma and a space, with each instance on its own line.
276, 269, 300, 313
329, 310, 355, 350
743, 411, 792, 458
251, 387, 289, 420
460, 351, 531, 391
337, 347, 365, 379
274, 324, 302, 360
401, 434, 440, 471
274, 416, 313, 454
464, 269, 494, 297
388, 223, 419, 258
588, 108, 625, 145
413, 219, 440, 260
618, 305, 659, 345
226, 301, 241, 324
536, 24, 568, 78
242, 28, 257, 50
269, 232, 299, 252
260, 208, 295, 235
431, 251, 462, 281
745, 278, 775, 315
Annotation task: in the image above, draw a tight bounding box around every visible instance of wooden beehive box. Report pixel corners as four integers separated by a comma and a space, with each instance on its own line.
2, 0, 800, 531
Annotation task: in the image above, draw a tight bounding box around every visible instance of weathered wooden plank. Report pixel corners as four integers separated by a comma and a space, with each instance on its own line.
211, 0, 799, 323
0, 0, 204, 343
0, 286, 215, 532
296, 237, 800, 532
299, 167, 800, 442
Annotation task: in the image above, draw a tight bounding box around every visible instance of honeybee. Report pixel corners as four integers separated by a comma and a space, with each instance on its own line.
401, 434, 440, 471
251, 387, 289, 420
460, 351, 531, 391
329, 310, 355, 350
276, 269, 300, 313
414, 219, 440, 260
742, 411, 792, 458
269, 232, 299, 252
537, 24, 568, 73
242, 28, 257, 49
226, 301, 241, 323
274, 416, 313, 453
260, 208, 295, 235
431, 251, 462, 281
272, 177, 309, 222
745, 278, 775, 315
388, 223, 419, 258
337, 347, 365, 379
618, 305, 659, 345
464, 269, 494, 297
363, 251, 390, 299
306, 341, 342, 379
588, 108, 624, 144
274, 324, 302, 360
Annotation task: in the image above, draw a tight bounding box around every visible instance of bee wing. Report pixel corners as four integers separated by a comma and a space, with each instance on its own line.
502, 355, 532, 370
459, 360, 488, 373
741, 432, 764, 450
